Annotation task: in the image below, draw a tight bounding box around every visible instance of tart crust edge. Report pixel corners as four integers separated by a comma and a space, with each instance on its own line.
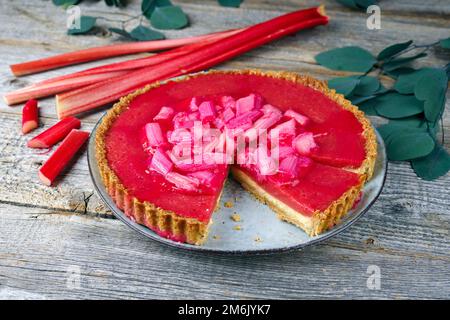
95, 69, 377, 244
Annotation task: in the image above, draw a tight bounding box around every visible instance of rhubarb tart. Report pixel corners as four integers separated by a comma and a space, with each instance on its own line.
95, 70, 377, 245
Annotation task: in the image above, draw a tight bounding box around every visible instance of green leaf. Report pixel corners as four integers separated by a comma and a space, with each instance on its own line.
315, 46, 376, 73
150, 6, 189, 30
358, 97, 378, 115
130, 25, 165, 41
53, 0, 80, 6
67, 16, 97, 35
218, 0, 243, 7
384, 67, 415, 79
377, 40, 413, 61
411, 143, 450, 180
353, 76, 380, 96
355, 0, 377, 8
374, 92, 424, 119
336, 0, 359, 9
388, 115, 426, 129
386, 131, 435, 161
439, 37, 450, 49
350, 95, 376, 106
109, 27, 133, 39
328, 76, 360, 97
393, 68, 435, 94
382, 52, 427, 71
414, 68, 448, 123
142, 0, 172, 18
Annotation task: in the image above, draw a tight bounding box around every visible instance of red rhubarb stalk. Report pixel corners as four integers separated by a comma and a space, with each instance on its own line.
27, 117, 81, 148
22, 99, 39, 134
56, 6, 328, 119
10, 29, 243, 76
4, 34, 234, 105
39, 129, 89, 186
4, 71, 128, 105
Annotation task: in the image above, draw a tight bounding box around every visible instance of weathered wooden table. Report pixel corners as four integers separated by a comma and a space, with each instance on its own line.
0, 0, 448, 300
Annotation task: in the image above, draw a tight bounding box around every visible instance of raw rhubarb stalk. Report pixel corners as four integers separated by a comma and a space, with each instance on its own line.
145, 122, 166, 147
10, 29, 243, 76
284, 109, 310, 126
198, 101, 216, 122
28, 117, 81, 148
293, 132, 318, 155
150, 148, 173, 176
236, 94, 263, 115
56, 6, 328, 119
153, 106, 174, 121
4, 38, 221, 105
4, 71, 128, 105
22, 99, 39, 134
39, 129, 89, 186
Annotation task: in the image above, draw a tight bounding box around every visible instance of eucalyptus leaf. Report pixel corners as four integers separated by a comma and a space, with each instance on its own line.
411, 143, 450, 180
218, 0, 244, 7
53, 0, 80, 6
393, 67, 435, 94
439, 37, 450, 49
414, 68, 448, 123
386, 131, 435, 161
109, 27, 133, 39
315, 46, 376, 73
388, 115, 426, 129
382, 52, 427, 71
130, 25, 165, 41
142, 0, 173, 18
377, 40, 413, 61
336, 0, 359, 9
327, 76, 360, 97
349, 94, 376, 106
358, 97, 378, 115
67, 16, 97, 35
353, 76, 380, 96
150, 6, 189, 30
374, 92, 424, 119
355, 0, 377, 8
384, 67, 415, 79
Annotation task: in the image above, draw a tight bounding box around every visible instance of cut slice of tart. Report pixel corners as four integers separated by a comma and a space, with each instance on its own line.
95, 70, 377, 244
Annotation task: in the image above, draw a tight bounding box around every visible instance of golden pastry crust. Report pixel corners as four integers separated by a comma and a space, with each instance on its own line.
95, 69, 377, 244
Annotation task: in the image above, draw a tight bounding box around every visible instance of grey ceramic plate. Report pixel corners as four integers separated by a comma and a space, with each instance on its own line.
88, 118, 387, 254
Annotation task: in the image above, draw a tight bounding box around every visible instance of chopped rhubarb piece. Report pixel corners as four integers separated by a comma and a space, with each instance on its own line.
153, 106, 174, 121
293, 132, 318, 156
272, 119, 296, 137
235, 93, 263, 115
255, 147, 277, 176
145, 122, 165, 147
221, 95, 236, 110
150, 148, 173, 176
262, 104, 282, 116
226, 110, 262, 129
22, 99, 39, 134
278, 155, 299, 178
187, 170, 215, 186
165, 172, 199, 192
222, 107, 235, 123
284, 109, 310, 126
173, 112, 195, 129
189, 97, 199, 111
38, 129, 89, 186
252, 111, 282, 130
168, 128, 192, 144
27, 117, 81, 149
278, 146, 296, 159
199, 101, 216, 123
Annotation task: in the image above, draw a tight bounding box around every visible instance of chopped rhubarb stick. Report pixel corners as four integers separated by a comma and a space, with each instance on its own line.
188, 170, 215, 186
22, 99, 39, 134
278, 155, 299, 177
153, 106, 174, 121
226, 110, 262, 129
284, 109, 310, 126
150, 148, 173, 176
272, 119, 296, 137
293, 132, 318, 155
236, 94, 263, 115
10, 29, 243, 76
222, 107, 235, 123
199, 101, 216, 122
4, 71, 128, 105
165, 172, 199, 192
145, 122, 165, 147
28, 117, 81, 149
262, 104, 282, 115
252, 111, 282, 130
56, 7, 328, 118
221, 96, 236, 110
38, 129, 89, 186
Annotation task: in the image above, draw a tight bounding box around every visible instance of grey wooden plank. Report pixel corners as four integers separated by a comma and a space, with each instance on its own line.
0, 204, 448, 299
